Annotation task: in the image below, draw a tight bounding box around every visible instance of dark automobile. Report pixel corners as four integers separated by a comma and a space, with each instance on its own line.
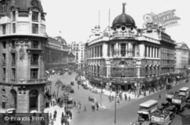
70, 88, 74, 94
161, 101, 170, 108
166, 84, 172, 90
68, 71, 72, 75
64, 85, 74, 94
186, 99, 190, 108
88, 96, 96, 102
83, 85, 88, 89
70, 82, 74, 86
164, 105, 176, 119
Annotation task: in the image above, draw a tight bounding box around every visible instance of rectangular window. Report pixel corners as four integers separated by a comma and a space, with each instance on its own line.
18, 11, 29, 17
11, 41, 15, 48
3, 68, 6, 81
11, 53, 16, 66
11, 68, 16, 81
30, 68, 38, 79
121, 43, 126, 57
111, 44, 114, 56
12, 11, 16, 21
12, 23, 16, 33
2, 24, 6, 34
32, 11, 39, 22
31, 54, 39, 65
2, 102, 6, 109
32, 24, 38, 34
2, 41, 6, 48
145, 46, 147, 57
31, 41, 39, 48
2, 53, 6, 65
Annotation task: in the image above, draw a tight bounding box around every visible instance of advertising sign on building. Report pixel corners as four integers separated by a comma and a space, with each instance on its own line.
143, 9, 180, 29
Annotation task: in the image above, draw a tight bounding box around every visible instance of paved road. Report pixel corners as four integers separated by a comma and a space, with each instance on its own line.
48, 72, 190, 125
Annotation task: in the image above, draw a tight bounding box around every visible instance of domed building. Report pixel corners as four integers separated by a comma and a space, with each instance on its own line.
85, 3, 176, 94
0, 0, 47, 113
112, 3, 136, 30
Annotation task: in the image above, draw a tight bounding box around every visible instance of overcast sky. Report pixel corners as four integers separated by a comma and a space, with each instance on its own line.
40, 0, 190, 46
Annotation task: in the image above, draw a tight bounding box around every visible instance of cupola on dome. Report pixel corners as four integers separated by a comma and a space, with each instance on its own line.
112, 3, 136, 29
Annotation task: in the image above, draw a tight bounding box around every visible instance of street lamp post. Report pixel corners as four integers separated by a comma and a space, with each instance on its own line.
114, 85, 118, 125
100, 81, 103, 105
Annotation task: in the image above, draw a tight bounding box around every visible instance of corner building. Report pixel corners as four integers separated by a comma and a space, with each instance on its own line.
86, 4, 176, 92
0, 0, 47, 113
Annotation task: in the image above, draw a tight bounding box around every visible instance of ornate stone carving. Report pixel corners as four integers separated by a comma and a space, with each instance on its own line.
19, 47, 25, 60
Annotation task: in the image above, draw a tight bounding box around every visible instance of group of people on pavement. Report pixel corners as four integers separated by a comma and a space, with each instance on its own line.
48, 107, 73, 125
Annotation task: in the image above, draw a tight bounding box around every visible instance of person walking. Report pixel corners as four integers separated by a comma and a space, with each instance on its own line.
53, 110, 57, 120
124, 94, 127, 101
69, 110, 72, 119
128, 95, 131, 101
96, 102, 99, 111
159, 94, 161, 99
84, 106, 87, 112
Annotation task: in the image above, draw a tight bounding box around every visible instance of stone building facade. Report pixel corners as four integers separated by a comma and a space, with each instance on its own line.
85, 3, 176, 90
0, 0, 47, 113
175, 42, 190, 73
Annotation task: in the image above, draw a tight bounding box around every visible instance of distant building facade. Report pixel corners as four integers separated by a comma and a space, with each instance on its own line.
44, 36, 72, 70
68, 41, 85, 67
175, 42, 190, 73
160, 32, 176, 75
0, 0, 47, 113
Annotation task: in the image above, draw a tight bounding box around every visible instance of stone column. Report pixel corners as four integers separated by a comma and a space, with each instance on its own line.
99, 46, 101, 57
94, 47, 95, 58
114, 43, 118, 57
103, 43, 108, 58
125, 43, 128, 57
106, 60, 111, 77
110, 44, 112, 57
119, 43, 121, 57
152, 47, 154, 58
128, 42, 132, 57
139, 44, 145, 57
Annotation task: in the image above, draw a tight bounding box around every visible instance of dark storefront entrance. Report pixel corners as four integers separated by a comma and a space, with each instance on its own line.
29, 90, 38, 111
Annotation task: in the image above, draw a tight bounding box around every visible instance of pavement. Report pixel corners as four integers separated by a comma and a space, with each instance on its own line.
46, 72, 190, 125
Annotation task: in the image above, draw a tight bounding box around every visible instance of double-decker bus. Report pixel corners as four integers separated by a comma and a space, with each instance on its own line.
178, 87, 189, 99
138, 100, 158, 122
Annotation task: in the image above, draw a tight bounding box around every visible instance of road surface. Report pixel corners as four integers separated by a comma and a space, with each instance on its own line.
48, 72, 190, 125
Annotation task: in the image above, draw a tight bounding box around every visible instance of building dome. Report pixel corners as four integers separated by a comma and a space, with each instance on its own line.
10, 0, 44, 13
112, 3, 136, 29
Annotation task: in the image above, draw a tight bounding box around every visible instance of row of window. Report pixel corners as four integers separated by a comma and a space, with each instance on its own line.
1, 40, 40, 49
2, 68, 39, 81
12, 11, 40, 22
87, 67, 174, 78
1, 23, 39, 35
107, 43, 138, 57
87, 45, 103, 58
145, 45, 159, 58
2, 53, 39, 66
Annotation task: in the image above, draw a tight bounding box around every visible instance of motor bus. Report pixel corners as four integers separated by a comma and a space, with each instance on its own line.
138, 100, 158, 123
178, 87, 189, 99
165, 91, 178, 103
172, 95, 186, 113
150, 108, 172, 125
